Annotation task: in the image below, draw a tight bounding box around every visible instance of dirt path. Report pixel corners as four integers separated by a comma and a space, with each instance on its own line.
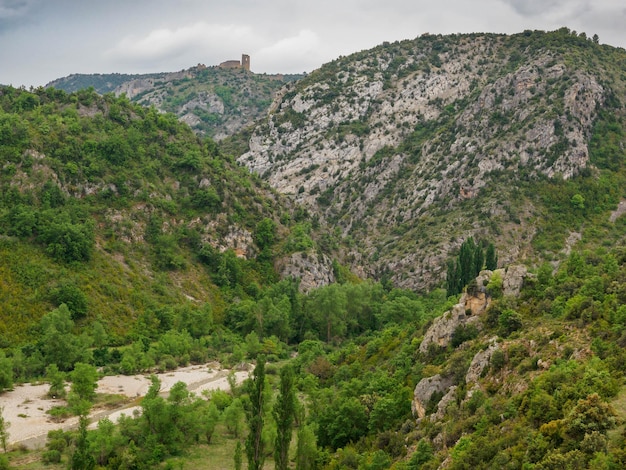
1, 363, 250, 450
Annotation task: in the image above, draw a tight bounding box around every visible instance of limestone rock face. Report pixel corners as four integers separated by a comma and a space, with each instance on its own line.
237, 33, 605, 291
502, 265, 529, 297
431, 385, 458, 422
465, 340, 500, 385
418, 299, 482, 354
276, 252, 335, 292
412, 374, 455, 419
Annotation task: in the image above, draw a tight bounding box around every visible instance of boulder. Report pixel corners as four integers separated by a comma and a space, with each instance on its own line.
502, 265, 528, 297
465, 340, 500, 385
412, 374, 455, 419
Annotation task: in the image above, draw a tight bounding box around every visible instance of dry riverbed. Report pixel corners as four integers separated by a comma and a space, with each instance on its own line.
1, 362, 250, 449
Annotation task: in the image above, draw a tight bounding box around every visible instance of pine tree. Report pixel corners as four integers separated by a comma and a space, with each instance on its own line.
274, 365, 296, 470
246, 357, 266, 470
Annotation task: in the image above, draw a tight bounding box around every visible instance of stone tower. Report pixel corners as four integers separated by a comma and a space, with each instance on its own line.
242, 54, 250, 71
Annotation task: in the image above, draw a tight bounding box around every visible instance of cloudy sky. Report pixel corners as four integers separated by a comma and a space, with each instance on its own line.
1, 0, 625, 88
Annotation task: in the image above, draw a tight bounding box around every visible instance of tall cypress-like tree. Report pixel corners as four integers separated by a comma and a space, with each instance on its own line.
446, 259, 460, 297
69, 415, 96, 470
485, 243, 498, 270
274, 365, 296, 470
295, 424, 318, 470
447, 237, 494, 296
458, 237, 476, 288
234, 440, 243, 470
246, 356, 266, 470
473, 242, 485, 276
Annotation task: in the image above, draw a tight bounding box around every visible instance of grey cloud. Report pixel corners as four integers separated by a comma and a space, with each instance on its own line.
0, 0, 39, 30
501, 0, 573, 16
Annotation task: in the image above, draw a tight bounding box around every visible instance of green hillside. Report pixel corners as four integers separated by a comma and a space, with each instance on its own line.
0, 85, 292, 345
47, 67, 304, 140
0, 28, 625, 470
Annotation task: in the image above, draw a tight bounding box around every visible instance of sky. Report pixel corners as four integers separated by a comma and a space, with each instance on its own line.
1, 0, 625, 88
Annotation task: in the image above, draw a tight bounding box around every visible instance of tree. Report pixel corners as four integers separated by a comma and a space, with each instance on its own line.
317, 396, 368, 450
0, 352, 12, 393
234, 440, 243, 470
459, 237, 477, 288
564, 393, 616, 441
201, 401, 220, 444
68, 362, 99, 415
296, 424, 318, 470
0, 406, 9, 453
46, 364, 66, 399
571, 193, 585, 210
485, 243, 498, 271
255, 217, 277, 250
310, 284, 347, 342
39, 304, 91, 371
89, 418, 118, 467
246, 357, 266, 470
446, 259, 461, 297
69, 415, 95, 470
223, 398, 245, 437
274, 365, 297, 470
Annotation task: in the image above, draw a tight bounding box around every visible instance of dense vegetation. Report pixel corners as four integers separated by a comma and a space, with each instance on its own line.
48, 67, 304, 139
0, 28, 625, 470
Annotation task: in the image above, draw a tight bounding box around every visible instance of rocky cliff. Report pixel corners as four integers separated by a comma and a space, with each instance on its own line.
237, 29, 625, 290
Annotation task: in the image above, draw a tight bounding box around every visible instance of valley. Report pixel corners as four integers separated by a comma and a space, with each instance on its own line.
0, 27, 625, 469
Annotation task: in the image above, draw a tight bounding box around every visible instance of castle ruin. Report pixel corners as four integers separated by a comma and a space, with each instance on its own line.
219, 54, 250, 71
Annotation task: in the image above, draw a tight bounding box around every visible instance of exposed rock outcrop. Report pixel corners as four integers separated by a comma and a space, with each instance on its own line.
502, 265, 529, 297
465, 340, 500, 385
412, 374, 455, 419
238, 32, 605, 291
418, 301, 483, 354
276, 252, 335, 292
430, 385, 458, 422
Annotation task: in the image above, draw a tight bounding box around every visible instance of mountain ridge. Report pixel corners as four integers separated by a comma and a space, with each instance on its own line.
46, 65, 304, 140
235, 28, 626, 290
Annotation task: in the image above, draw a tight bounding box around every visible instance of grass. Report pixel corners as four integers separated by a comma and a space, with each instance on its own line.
160, 423, 277, 470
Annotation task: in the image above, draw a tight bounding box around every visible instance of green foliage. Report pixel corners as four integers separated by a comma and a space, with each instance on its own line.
68, 362, 98, 415
296, 424, 318, 470
245, 357, 266, 470
50, 280, 89, 319
46, 363, 67, 398
0, 352, 12, 392
0, 406, 9, 453
274, 365, 297, 470
317, 396, 368, 450
446, 237, 494, 296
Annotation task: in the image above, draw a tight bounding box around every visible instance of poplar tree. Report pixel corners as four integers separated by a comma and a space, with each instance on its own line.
246, 356, 266, 470
274, 365, 296, 470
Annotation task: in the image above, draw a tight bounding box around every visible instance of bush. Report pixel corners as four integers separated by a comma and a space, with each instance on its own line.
498, 309, 522, 336
42, 448, 62, 464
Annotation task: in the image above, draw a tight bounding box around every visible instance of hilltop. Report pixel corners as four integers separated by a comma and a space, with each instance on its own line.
235, 28, 626, 290
47, 65, 304, 140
